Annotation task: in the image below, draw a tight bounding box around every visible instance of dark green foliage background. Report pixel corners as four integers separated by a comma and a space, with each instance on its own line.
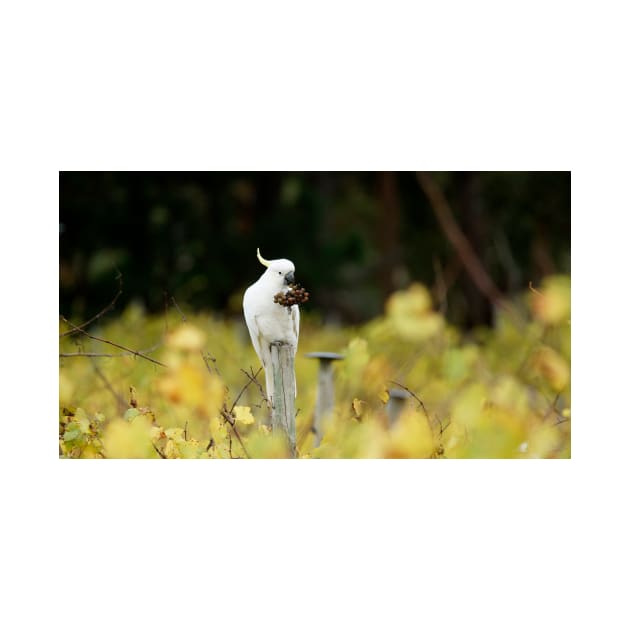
59, 172, 570, 327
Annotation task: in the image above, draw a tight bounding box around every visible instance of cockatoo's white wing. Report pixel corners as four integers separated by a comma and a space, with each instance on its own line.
291, 305, 300, 354
243, 291, 263, 364
243, 287, 274, 400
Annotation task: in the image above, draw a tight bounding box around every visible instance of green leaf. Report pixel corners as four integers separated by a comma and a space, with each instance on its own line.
124, 408, 140, 421
64, 428, 81, 442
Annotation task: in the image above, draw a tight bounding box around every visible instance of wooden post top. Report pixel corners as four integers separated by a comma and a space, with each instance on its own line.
304, 352, 345, 362
388, 388, 411, 400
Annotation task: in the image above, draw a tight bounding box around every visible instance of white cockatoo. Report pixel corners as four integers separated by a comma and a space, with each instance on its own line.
243, 248, 300, 403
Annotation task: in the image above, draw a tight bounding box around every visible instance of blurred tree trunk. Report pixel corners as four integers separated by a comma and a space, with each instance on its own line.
376, 172, 402, 298
532, 222, 556, 278
456, 172, 493, 327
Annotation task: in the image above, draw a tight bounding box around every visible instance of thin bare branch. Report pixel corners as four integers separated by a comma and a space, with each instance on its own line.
60, 272, 123, 337
388, 380, 431, 423
227, 430, 234, 458
220, 407, 251, 459
231, 426, 250, 459
60, 342, 162, 360
61, 352, 125, 358
60, 317, 167, 368
542, 393, 561, 422
91, 360, 127, 415
230, 367, 263, 413
200, 351, 222, 378
171, 296, 187, 322
153, 443, 167, 459
240, 367, 268, 405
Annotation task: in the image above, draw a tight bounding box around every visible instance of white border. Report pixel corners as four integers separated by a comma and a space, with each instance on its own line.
4, 1, 628, 628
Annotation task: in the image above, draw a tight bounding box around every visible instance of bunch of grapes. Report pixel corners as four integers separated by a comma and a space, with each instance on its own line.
274, 283, 310, 309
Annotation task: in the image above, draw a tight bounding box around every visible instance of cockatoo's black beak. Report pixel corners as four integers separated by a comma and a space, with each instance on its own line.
285, 271, 295, 285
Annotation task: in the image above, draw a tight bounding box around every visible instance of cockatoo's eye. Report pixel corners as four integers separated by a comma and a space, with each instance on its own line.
278, 272, 282, 275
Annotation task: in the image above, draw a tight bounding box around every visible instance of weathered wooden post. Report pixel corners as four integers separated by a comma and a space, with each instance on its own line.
270, 342, 296, 457
386, 388, 410, 425
305, 352, 344, 446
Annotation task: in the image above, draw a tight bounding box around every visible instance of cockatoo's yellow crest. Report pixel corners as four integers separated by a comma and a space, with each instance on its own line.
257, 248, 271, 268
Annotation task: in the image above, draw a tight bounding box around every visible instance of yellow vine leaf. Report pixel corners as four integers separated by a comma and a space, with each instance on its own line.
385, 409, 434, 458
102, 416, 157, 459
352, 398, 366, 418
530, 275, 570, 326
166, 323, 207, 351
234, 406, 255, 425
532, 346, 570, 392
385, 283, 444, 341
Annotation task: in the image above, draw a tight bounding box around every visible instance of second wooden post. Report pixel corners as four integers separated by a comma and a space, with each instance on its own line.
305, 352, 344, 447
